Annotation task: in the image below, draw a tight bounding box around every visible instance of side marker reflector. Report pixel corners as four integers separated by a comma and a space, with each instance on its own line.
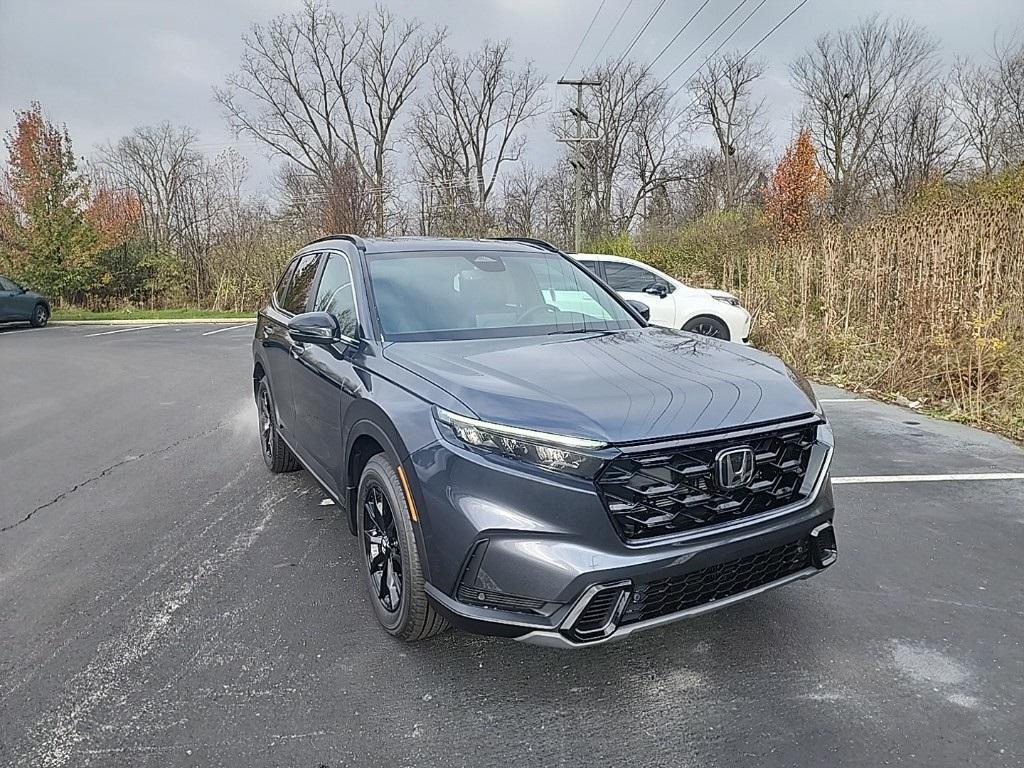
397, 464, 419, 522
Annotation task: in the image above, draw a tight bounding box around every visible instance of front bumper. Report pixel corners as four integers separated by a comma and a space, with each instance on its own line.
410, 422, 837, 648
425, 510, 837, 648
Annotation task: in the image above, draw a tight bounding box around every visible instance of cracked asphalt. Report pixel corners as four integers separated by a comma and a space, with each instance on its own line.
1, 322, 1022, 767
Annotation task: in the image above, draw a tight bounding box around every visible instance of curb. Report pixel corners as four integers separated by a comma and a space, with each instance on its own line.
51, 318, 256, 326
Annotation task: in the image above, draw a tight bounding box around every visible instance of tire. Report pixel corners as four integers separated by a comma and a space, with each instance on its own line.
256, 378, 300, 473
357, 454, 448, 642
683, 315, 730, 340
30, 303, 49, 328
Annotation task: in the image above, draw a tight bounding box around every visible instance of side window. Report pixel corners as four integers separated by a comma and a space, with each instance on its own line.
313, 254, 359, 337
274, 259, 298, 308
281, 253, 322, 314
0, 276, 18, 291
604, 262, 659, 292
577, 260, 600, 276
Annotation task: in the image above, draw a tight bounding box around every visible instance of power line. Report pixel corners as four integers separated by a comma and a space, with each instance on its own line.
587, 0, 635, 69
645, 0, 712, 71
561, 0, 608, 79
658, 0, 754, 88
667, 0, 770, 92
668, 0, 810, 103
612, 0, 668, 70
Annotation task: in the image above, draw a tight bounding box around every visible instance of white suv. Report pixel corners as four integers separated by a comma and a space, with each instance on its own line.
575, 253, 752, 343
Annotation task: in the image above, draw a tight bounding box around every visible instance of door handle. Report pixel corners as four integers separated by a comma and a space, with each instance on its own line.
290, 343, 305, 359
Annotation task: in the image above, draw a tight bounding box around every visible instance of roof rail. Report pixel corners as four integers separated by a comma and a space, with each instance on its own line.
305, 233, 367, 251
487, 236, 561, 253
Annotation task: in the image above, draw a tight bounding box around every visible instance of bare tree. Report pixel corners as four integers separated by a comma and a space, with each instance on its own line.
95, 123, 239, 303
949, 57, 1007, 174
993, 37, 1024, 166
873, 83, 962, 205
689, 53, 770, 210
535, 160, 575, 248
96, 122, 202, 248
500, 164, 545, 235
564, 62, 688, 236
411, 41, 547, 234
215, 1, 444, 234
790, 16, 938, 217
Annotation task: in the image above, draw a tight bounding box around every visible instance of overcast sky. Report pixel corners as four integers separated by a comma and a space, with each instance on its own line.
1, 0, 1020, 197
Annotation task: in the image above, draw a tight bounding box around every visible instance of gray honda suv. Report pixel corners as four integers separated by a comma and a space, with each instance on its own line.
253, 236, 837, 647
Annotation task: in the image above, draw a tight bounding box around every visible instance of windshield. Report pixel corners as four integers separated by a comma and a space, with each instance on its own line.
367, 250, 641, 341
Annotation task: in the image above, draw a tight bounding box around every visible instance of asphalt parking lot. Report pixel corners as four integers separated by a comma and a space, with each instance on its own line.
1, 322, 1022, 768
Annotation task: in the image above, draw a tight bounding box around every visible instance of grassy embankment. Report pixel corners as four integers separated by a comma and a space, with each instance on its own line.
597, 171, 1024, 441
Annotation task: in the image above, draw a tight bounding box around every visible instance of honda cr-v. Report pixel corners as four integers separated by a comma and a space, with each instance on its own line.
252, 236, 837, 647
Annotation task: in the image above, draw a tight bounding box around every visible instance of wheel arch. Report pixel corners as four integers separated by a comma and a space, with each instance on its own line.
343, 404, 416, 536
252, 361, 266, 399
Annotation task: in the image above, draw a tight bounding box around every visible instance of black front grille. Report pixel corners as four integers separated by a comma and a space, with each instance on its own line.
596, 421, 820, 541
619, 538, 812, 625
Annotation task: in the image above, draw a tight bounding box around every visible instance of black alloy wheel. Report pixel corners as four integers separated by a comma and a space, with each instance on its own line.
683, 316, 730, 340
256, 379, 300, 473
355, 454, 447, 641
363, 484, 403, 614
258, 386, 274, 464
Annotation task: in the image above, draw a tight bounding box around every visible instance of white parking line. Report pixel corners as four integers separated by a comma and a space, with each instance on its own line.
202, 323, 255, 336
833, 472, 1024, 485
83, 325, 159, 337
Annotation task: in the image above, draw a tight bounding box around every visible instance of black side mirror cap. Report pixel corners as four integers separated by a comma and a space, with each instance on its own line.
626, 300, 650, 322
287, 311, 342, 345
643, 283, 668, 298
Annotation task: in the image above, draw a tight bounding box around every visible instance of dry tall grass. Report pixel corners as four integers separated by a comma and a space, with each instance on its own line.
731, 195, 1024, 439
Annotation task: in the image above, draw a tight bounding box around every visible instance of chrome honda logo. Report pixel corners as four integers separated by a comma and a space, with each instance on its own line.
715, 446, 756, 489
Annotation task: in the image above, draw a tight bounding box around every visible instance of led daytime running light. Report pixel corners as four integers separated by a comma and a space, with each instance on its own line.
436, 409, 607, 450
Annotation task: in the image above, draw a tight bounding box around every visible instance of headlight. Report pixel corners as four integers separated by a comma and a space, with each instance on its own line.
713, 295, 741, 307
434, 408, 606, 477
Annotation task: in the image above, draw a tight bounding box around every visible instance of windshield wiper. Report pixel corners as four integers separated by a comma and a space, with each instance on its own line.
546, 328, 614, 336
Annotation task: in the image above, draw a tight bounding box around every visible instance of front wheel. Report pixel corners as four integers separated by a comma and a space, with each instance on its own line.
683, 315, 730, 340
30, 304, 49, 328
357, 454, 447, 642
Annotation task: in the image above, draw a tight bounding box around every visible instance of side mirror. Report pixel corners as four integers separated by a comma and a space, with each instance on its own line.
626, 300, 650, 322
643, 283, 668, 298
287, 311, 341, 345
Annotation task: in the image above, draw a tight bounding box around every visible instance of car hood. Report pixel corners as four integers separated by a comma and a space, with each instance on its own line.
383, 327, 817, 444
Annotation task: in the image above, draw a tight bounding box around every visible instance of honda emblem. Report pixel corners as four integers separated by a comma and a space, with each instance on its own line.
715, 446, 756, 490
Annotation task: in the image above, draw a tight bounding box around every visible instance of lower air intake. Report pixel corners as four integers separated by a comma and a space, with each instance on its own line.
566, 584, 630, 642
619, 537, 812, 625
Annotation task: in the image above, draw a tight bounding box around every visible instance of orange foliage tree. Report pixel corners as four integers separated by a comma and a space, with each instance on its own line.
0, 103, 138, 302
762, 128, 827, 235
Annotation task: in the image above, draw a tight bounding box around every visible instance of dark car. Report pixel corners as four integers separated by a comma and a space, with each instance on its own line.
0, 276, 50, 328
252, 236, 837, 647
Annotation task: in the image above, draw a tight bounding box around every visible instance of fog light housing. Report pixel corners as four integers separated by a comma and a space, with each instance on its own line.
809, 522, 838, 567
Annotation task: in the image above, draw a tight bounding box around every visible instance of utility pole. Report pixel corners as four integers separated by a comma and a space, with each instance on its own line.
556, 78, 601, 253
